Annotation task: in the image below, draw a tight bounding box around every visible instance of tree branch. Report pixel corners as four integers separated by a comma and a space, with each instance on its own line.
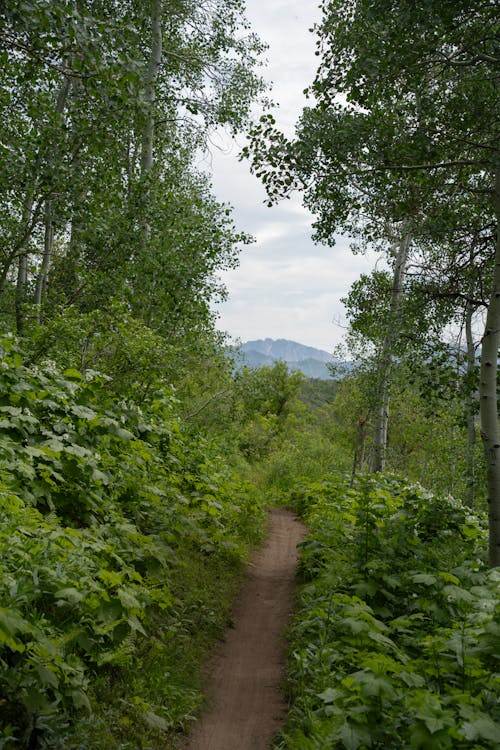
184, 390, 230, 420
372, 159, 491, 173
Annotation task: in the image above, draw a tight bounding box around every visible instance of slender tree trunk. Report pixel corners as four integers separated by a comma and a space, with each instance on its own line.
138, 0, 163, 323
0, 261, 11, 296
126, 129, 140, 199
33, 73, 72, 315
480, 164, 500, 567
34, 200, 53, 318
0, 194, 44, 299
371, 229, 411, 472
465, 289, 477, 507
141, 0, 163, 241
15, 73, 72, 331
15, 194, 34, 333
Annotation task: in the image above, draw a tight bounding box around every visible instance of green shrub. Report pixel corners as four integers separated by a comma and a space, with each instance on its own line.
280, 475, 498, 749
0, 336, 265, 747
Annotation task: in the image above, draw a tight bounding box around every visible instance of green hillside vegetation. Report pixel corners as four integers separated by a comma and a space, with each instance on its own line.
279, 475, 499, 749
1, 0, 499, 748
0, 336, 265, 748
1, 330, 496, 747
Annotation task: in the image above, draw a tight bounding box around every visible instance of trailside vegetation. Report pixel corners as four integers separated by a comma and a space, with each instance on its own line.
0, 2, 272, 744
0, 335, 265, 748
1, 0, 499, 748
279, 474, 500, 750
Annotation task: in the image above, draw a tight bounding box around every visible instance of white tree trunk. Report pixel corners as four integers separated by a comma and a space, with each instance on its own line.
480, 164, 500, 567
141, 0, 163, 213
34, 200, 53, 316
464, 290, 477, 507
371, 229, 411, 473
15, 194, 34, 333
139, 0, 163, 323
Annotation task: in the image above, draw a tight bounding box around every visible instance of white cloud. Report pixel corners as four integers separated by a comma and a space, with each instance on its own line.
215, 247, 377, 351
205, 0, 377, 351
253, 221, 294, 245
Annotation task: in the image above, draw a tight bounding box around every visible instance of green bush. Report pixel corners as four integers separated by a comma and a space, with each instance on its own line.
0, 335, 264, 748
280, 475, 498, 749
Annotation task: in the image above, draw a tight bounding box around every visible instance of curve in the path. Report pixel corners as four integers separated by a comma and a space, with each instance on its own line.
183, 507, 305, 750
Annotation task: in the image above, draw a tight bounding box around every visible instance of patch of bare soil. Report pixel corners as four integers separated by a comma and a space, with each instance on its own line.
182, 508, 306, 750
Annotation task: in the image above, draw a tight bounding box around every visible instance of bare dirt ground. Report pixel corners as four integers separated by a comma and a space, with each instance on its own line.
183, 508, 306, 750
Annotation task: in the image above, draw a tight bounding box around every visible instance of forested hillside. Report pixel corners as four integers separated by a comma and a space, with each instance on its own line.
0, 1, 499, 748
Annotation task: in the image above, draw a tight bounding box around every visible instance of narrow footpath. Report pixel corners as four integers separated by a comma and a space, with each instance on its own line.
183, 508, 306, 750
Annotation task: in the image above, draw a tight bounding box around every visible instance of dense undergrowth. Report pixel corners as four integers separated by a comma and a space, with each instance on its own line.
2, 327, 497, 750
278, 475, 500, 750
0, 335, 265, 748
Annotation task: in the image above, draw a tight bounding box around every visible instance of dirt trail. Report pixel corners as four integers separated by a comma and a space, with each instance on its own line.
183, 508, 306, 750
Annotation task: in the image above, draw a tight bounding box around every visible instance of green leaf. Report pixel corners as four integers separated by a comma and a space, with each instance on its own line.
127, 614, 146, 636
317, 687, 341, 704
423, 716, 447, 734
442, 585, 475, 603
355, 672, 399, 701
340, 616, 369, 634
55, 587, 85, 604
462, 716, 500, 742
117, 587, 141, 611
63, 369, 84, 380
71, 689, 92, 713
36, 664, 59, 688
64, 444, 91, 458
336, 721, 371, 750
0, 607, 30, 644
71, 405, 97, 420
144, 710, 169, 731
399, 670, 426, 688
437, 572, 460, 585
411, 573, 437, 585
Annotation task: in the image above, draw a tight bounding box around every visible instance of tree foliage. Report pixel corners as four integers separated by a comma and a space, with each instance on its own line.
0, 0, 265, 345
244, 0, 500, 558
1, 0, 499, 746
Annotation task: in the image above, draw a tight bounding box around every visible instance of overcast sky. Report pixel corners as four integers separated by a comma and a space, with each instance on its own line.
203, 0, 376, 353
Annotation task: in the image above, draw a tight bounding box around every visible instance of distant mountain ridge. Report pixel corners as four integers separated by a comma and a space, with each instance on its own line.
235, 338, 336, 380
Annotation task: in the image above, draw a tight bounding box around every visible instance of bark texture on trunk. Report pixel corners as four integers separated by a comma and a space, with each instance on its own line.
139, 0, 163, 322
141, 0, 163, 188
34, 200, 54, 316
465, 290, 477, 507
371, 230, 411, 473
33, 74, 72, 315
15, 194, 34, 333
480, 164, 500, 567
